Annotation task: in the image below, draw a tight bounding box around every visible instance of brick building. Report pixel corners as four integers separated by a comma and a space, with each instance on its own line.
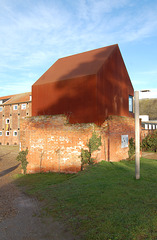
19, 45, 136, 173
0, 92, 32, 145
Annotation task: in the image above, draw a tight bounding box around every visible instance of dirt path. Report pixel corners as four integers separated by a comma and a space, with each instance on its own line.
142, 151, 157, 160
0, 146, 78, 240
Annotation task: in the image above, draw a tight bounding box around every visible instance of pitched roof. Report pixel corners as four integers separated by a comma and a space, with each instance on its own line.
34, 44, 118, 86
0, 95, 14, 100
0, 92, 31, 105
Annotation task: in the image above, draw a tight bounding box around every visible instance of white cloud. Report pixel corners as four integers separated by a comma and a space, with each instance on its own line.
136, 70, 157, 75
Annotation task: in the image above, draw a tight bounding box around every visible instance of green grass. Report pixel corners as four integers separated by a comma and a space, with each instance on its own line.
15, 158, 157, 240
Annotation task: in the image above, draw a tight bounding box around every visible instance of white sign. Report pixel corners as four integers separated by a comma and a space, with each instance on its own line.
121, 135, 128, 148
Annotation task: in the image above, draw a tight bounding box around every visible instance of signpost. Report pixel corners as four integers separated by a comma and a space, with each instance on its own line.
135, 91, 140, 179
134, 90, 150, 180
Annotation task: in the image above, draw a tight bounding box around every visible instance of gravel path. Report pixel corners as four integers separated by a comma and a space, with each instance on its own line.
0, 146, 78, 240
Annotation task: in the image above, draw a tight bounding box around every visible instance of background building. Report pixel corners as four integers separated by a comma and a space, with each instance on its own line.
0, 92, 32, 145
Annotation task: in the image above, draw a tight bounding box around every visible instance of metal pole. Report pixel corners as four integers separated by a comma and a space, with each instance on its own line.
135, 91, 140, 179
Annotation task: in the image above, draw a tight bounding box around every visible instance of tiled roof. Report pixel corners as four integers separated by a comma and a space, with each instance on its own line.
0, 95, 14, 100
33, 44, 118, 86
0, 92, 31, 105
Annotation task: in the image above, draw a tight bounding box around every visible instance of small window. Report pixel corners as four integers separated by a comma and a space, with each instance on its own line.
153, 125, 155, 129
21, 104, 26, 110
149, 124, 151, 130
30, 95, 32, 101
0, 107, 2, 112
6, 118, 10, 124
6, 131, 9, 136
0, 131, 2, 136
129, 95, 133, 112
145, 124, 148, 130
0, 100, 3, 104
13, 105, 18, 110
13, 131, 18, 136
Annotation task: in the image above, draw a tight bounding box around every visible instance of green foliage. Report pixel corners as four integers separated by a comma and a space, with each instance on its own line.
17, 149, 28, 174
80, 149, 91, 165
139, 98, 157, 120
128, 137, 135, 160
81, 131, 101, 168
142, 130, 157, 152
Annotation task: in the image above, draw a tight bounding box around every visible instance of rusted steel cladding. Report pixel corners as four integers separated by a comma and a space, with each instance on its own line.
32, 75, 98, 124
96, 46, 134, 124
32, 44, 134, 125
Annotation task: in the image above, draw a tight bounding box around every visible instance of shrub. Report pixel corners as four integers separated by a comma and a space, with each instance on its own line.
128, 137, 135, 160
17, 149, 28, 174
142, 130, 157, 152
81, 131, 101, 169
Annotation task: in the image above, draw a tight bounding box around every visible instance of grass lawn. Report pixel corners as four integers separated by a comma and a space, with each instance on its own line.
15, 158, 157, 240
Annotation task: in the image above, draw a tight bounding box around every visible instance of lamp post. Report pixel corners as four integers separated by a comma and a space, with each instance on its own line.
135, 89, 150, 180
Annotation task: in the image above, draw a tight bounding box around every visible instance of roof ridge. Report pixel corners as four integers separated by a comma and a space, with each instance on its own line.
33, 44, 119, 86
0, 92, 31, 99
58, 44, 118, 61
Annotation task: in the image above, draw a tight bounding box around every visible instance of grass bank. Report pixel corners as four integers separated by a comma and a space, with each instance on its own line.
15, 158, 157, 240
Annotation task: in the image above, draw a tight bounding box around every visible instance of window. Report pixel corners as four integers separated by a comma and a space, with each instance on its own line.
149, 124, 151, 130
21, 104, 26, 110
0, 131, 2, 136
145, 124, 148, 129
13, 131, 18, 136
0, 100, 3, 104
29, 95, 32, 101
153, 125, 155, 129
13, 105, 18, 110
0, 107, 2, 112
129, 95, 133, 112
6, 118, 10, 124
6, 131, 9, 136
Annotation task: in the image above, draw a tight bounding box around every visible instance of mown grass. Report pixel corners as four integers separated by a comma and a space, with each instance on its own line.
15, 158, 157, 240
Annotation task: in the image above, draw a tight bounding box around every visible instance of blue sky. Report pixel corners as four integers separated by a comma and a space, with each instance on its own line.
0, 0, 157, 98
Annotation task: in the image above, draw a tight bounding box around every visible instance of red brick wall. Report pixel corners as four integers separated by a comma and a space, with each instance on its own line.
141, 129, 156, 140
20, 115, 135, 174
101, 116, 135, 162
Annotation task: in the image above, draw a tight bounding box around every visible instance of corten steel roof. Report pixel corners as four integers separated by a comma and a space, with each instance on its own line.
0, 92, 31, 105
34, 44, 118, 86
32, 44, 134, 124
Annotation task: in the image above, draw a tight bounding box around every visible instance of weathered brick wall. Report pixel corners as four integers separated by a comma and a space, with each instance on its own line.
20, 115, 101, 173
101, 116, 135, 162
20, 115, 135, 173
141, 129, 156, 140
